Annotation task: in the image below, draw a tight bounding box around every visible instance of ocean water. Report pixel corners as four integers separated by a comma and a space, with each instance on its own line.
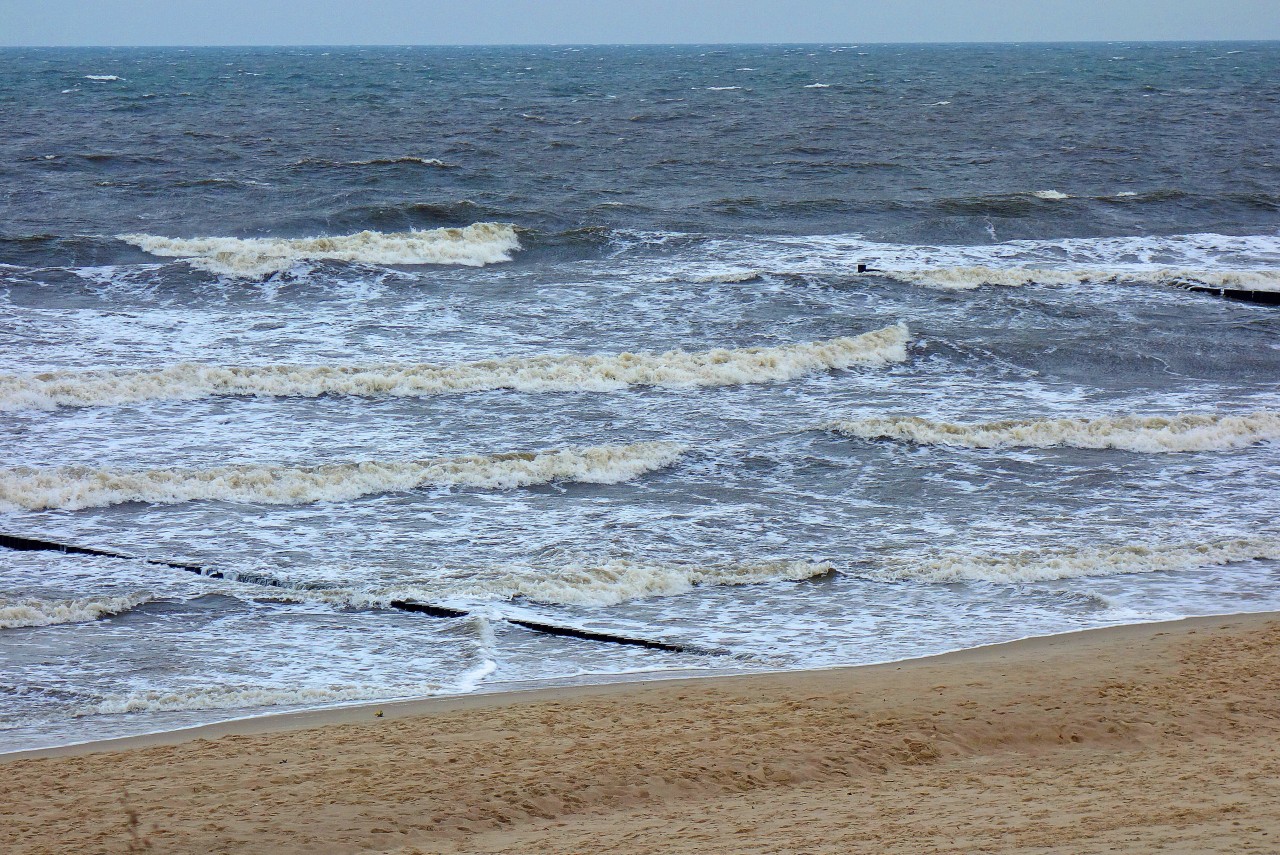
2, 43, 1279, 752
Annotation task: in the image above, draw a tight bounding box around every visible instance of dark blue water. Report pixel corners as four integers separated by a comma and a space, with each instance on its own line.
3, 43, 1278, 260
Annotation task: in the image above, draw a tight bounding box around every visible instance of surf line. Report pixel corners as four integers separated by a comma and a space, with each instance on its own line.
0, 532, 722, 656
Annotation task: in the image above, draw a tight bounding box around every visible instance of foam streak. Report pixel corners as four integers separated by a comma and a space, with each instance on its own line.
0, 442, 684, 511
827, 411, 1280, 452
870, 538, 1280, 583
118, 222, 521, 277
0, 324, 909, 412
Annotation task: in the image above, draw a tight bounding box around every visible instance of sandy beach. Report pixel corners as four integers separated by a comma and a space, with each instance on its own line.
1, 612, 1277, 853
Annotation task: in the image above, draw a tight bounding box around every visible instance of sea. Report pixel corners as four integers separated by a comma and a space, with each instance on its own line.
2, 42, 1279, 753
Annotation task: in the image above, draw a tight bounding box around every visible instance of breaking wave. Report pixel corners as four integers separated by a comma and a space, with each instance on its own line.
117, 222, 521, 277
826, 411, 1280, 452
0, 324, 909, 411
879, 266, 1280, 291
317, 559, 836, 610
291, 156, 451, 168
497, 559, 833, 606
868, 538, 1280, 584
0, 442, 684, 511
0, 593, 152, 629
77, 660, 498, 716
652, 232, 1280, 294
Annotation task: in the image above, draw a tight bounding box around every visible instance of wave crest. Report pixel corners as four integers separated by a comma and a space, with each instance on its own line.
117, 222, 521, 277
881, 266, 1280, 291
0, 442, 684, 511
0, 593, 152, 629
0, 324, 909, 412
827, 411, 1280, 452
475, 559, 832, 607
869, 538, 1280, 584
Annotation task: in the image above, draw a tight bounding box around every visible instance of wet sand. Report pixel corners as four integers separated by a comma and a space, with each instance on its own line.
3, 612, 1279, 854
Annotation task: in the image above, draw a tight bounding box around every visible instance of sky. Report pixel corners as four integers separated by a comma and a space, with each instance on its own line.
1, 0, 1278, 46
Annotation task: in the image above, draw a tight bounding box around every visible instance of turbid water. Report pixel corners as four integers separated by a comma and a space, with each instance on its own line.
2, 43, 1278, 751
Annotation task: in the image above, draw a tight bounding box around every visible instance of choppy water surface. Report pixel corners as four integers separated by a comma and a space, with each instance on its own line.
2, 43, 1279, 752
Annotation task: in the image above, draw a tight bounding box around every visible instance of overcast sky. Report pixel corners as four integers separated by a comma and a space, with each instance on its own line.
2, 0, 1277, 46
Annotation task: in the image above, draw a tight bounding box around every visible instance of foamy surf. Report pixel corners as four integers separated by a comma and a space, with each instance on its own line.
869, 538, 1280, 584
880, 266, 1280, 291
203, 559, 834, 613
117, 222, 521, 277
75, 658, 497, 717
79, 681, 439, 717
497, 559, 833, 606
0, 442, 685, 511
0, 324, 909, 411
825, 411, 1280, 452
0, 593, 153, 629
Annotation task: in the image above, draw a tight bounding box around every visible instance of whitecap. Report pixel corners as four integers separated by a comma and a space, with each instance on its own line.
868, 538, 1280, 584
825, 411, 1280, 453
0, 324, 909, 411
0, 593, 153, 629
117, 222, 521, 278
0, 442, 686, 511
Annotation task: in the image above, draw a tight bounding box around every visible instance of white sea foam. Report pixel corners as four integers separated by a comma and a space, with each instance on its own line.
880, 266, 1280, 291
0, 324, 909, 411
346, 156, 448, 167
1032, 190, 1071, 200
79, 681, 443, 717
264, 559, 834, 612
497, 559, 833, 606
684, 269, 764, 283
117, 222, 521, 277
84, 75, 122, 81
292, 156, 451, 168
826, 411, 1280, 452
0, 593, 152, 629
0, 442, 685, 511
804, 83, 832, 88
657, 232, 1280, 294
871, 538, 1280, 584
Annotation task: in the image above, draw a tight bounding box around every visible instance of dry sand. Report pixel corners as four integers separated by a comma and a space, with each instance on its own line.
3, 612, 1279, 854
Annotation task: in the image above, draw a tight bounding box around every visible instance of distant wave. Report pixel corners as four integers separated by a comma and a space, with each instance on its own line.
881, 266, 1280, 291
290, 156, 451, 168
117, 222, 520, 277
647, 232, 1280, 294
0, 593, 152, 629
825, 411, 1280, 453
868, 538, 1280, 584
0, 324, 909, 411
0, 442, 684, 511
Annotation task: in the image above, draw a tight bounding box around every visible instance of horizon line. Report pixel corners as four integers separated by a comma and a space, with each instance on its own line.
2, 38, 1277, 49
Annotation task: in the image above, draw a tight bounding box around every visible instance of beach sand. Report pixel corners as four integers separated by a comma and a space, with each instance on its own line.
3, 612, 1278, 854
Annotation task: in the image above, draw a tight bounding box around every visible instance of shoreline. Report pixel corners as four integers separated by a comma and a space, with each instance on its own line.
4, 609, 1272, 763
4, 609, 1278, 853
